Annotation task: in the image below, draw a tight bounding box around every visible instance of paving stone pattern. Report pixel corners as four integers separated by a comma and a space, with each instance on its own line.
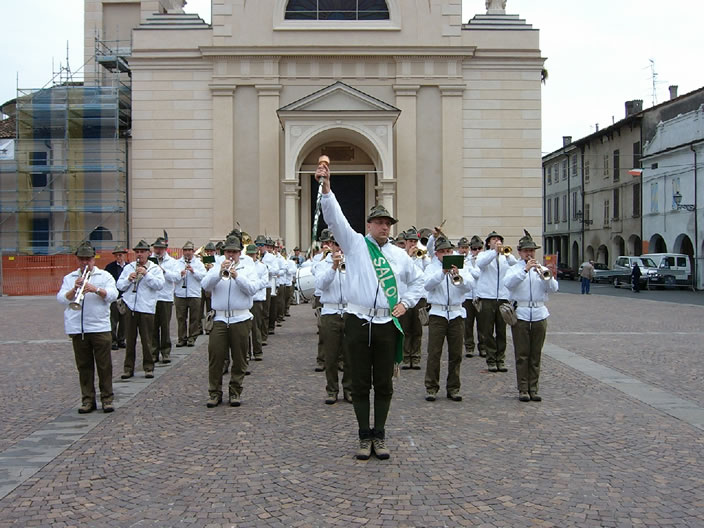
0, 291, 702, 527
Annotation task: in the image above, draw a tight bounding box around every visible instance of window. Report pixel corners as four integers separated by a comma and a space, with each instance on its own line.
546, 198, 552, 224
603, 154, 610, 177
547, 165, 552, 185
584, 160, 590, 183
554, 197, 559, 224
562, 159, 568, 180
572, 191, 578, 219
633, 141, 641, 168
585, 203, 591, 224
650, 182, 659, 213
613, 188, 620, 219
613, 149, 620, 182
677, 257, 687, 267
633, 183, 641, 216
562, 194, 567, 222
571, 154, 578, 178
603, 200, 610, 226
285, 0, 390, 20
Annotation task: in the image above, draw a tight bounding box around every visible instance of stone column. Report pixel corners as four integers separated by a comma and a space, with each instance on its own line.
393, 84, 420, 228
440, 85, 465, 237
210, 86, 235, 238
284, 181, 300, 252
256, 84, 282, 236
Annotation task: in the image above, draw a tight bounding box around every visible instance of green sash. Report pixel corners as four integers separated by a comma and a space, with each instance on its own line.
364, 237, 404, 365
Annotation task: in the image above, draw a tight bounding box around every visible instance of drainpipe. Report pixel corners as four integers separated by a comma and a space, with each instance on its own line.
692, 144, 699, 290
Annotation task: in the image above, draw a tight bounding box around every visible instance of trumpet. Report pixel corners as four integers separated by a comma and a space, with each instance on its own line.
535, 264, 553, 280
499, 246, 513, 256
69, 267, 92, 310
220, 262, 243, 280
450, 269, 464, 286
414, 248, 428, 259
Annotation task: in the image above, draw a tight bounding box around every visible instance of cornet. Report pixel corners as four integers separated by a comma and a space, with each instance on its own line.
534, 264, 553, 281
69, 267, 92, 310
220, 262, 243, 280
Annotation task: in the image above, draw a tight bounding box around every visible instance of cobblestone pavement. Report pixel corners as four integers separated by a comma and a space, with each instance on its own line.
0, 291, 703, 527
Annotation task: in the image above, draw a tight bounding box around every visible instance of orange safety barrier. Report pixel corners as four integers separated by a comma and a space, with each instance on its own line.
1, 249, 184, 296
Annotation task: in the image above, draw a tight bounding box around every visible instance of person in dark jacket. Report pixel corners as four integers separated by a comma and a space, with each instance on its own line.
631, 263, 642, 293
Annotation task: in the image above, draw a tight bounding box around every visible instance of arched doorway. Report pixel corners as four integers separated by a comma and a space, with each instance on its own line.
629, 234, 642, 256
585, 245, 595, 262
571, 240, 580, 269
300, 141, 377, 241
278, 82, 399, 249
649, 233, 667, 253
612, 235, 625, 258
597, 244, 609, 265
674, 233, 694, 257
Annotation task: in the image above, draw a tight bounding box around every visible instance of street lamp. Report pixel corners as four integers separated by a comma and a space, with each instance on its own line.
673, 191, 695, 211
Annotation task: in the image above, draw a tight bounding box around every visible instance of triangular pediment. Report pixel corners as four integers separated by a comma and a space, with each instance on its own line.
278, 82, 399, 113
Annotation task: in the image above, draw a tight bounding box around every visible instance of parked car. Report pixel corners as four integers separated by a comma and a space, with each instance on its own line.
641, 253, 693, 289
578, 261, 614, 283
556, 263, 576, 280
611, 256, 663, 288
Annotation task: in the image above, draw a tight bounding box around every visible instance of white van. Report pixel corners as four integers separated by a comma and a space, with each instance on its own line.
641, 253, 693, 288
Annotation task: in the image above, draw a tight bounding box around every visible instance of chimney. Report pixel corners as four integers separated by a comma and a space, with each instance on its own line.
563, 136, 572, 147
595, 123, 599, 132
625, 100, 643, 117
669, 85, 679, 100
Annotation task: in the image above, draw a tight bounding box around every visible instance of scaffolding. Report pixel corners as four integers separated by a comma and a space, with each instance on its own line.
0, 39, 131, 254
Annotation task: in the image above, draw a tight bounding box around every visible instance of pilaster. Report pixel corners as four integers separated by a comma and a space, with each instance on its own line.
257, 84, 283, 236
440, 85, 465, 238
393, 84, 420, 229
211, 86, 235, 238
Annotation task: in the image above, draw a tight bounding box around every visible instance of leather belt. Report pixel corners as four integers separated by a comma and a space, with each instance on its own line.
347, 303, 391, 318
515, 301, 545, 308
216, 309, 251, 318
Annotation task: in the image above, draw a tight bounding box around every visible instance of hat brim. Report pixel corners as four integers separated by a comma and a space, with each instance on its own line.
518, 244, 541, 250
366, 215, 398, 225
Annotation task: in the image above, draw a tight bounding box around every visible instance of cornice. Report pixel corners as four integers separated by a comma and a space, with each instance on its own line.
200, 46, 477, 58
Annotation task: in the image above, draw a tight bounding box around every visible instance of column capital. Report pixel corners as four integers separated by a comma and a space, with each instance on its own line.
209, 84, 236, 96
255, 84, 283, 96
439, 85, 465, 97
393, 84, 421, 96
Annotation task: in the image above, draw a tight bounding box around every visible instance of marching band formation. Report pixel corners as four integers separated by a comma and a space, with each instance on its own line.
57, 158, 558, 461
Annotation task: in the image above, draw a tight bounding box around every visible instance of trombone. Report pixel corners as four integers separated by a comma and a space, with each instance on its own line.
69, 267, 92, 310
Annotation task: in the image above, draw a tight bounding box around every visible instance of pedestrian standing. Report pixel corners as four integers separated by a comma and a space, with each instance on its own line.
580, 260, 594, 294
58, 242, 119, 413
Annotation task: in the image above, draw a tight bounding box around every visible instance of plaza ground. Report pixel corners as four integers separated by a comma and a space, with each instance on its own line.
0, 287, 702, 527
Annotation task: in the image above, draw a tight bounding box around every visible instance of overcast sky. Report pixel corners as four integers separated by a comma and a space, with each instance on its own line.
1, 0, 703, 153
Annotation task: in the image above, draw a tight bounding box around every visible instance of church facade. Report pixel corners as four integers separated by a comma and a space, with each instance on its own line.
85, 0, 544, 249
